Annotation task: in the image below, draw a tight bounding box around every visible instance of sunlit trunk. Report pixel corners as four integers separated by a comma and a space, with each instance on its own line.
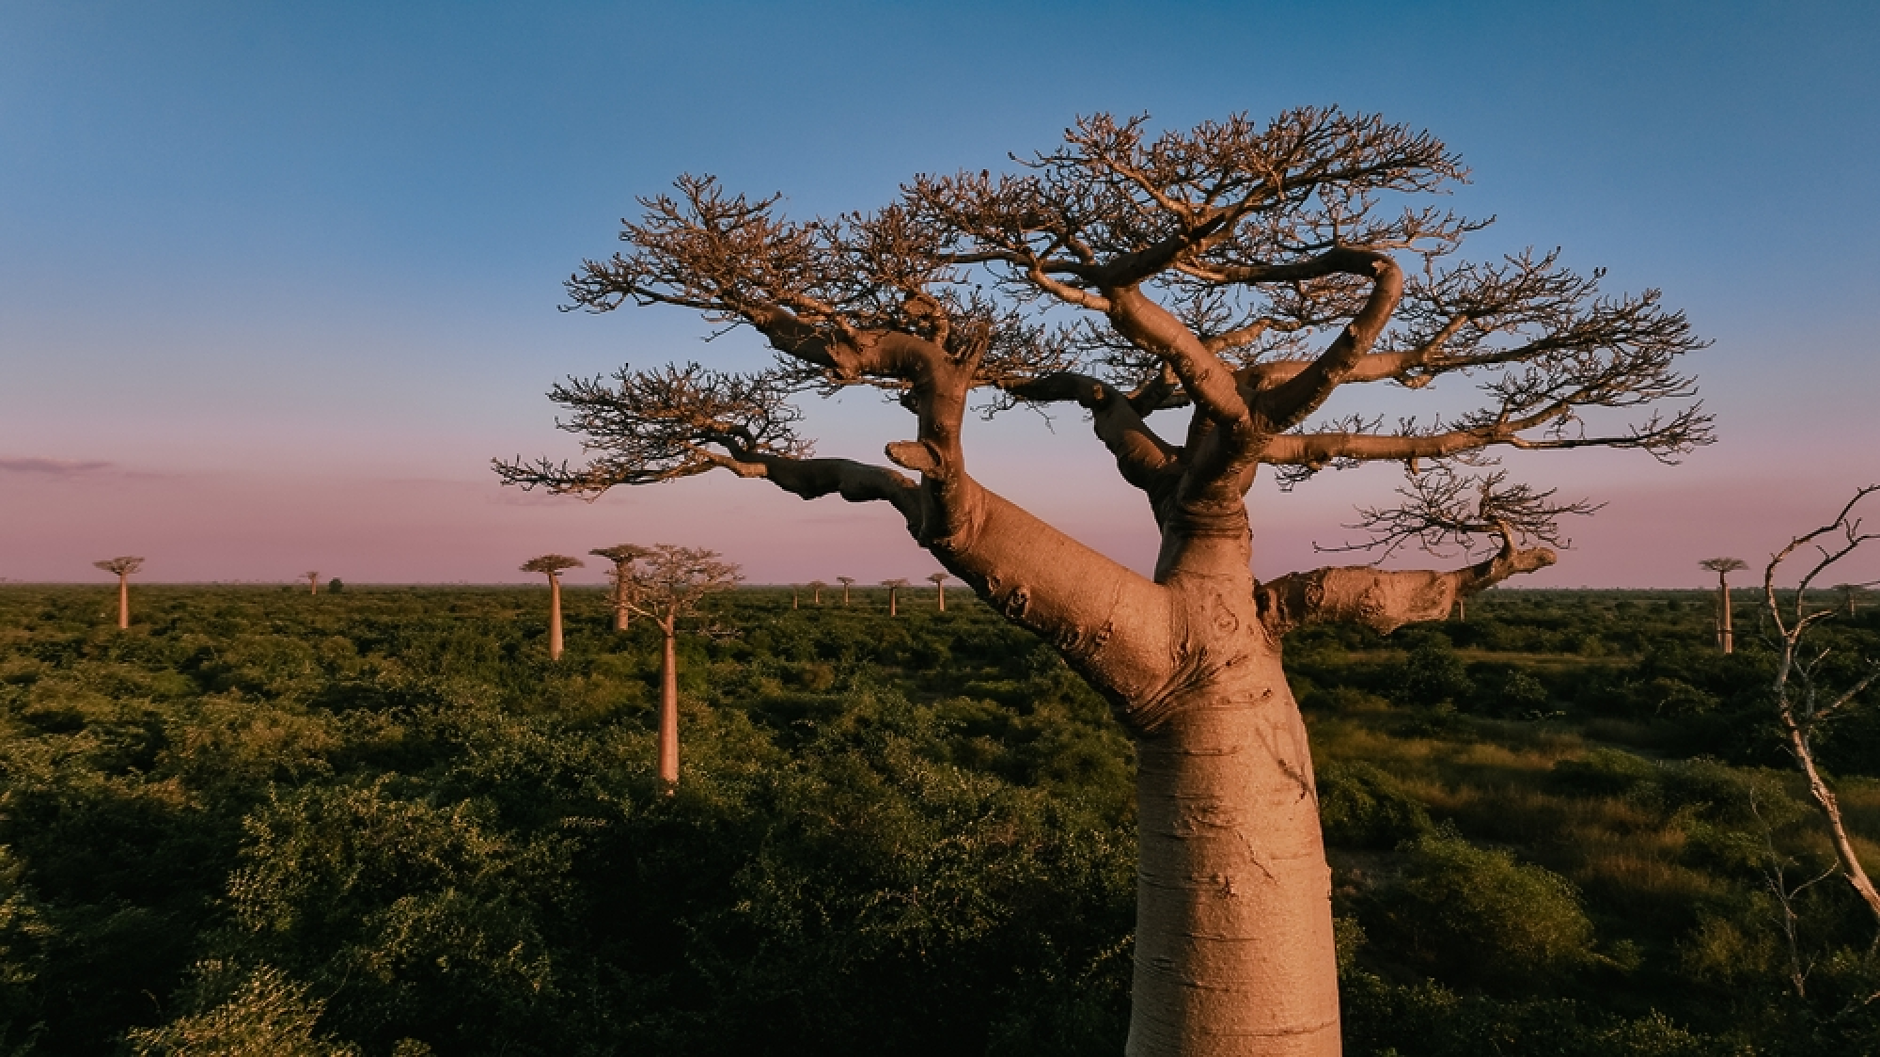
1127, 654, 1340, 1057
888, 587, 898, 616
1717, 577, 1735, 654
116, 574, 129, 630
658, 623, 679, 791
548, 575, 565, 660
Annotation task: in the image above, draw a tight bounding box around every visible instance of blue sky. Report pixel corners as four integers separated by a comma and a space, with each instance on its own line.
3, 1, 1877, 585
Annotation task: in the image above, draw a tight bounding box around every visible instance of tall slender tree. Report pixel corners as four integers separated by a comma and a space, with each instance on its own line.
1700, 557, 1748, 654
880, 578, 908, 616
1832, 583, 1865, 617
928, 571, 950, 611
591, 544, 653, 630
618, 545, 740, 790
807, 579, 828, 604
836, 576, 855, 606
302, 571, 321, 595
521, 554, 584, 660
498, 109, 1709, 1056
93, 556, 144, 630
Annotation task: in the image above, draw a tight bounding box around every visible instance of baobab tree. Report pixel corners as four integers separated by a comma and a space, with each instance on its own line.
497, 109, 1709, 1056
880, 577, 908, 616
1760, 486, 1880, 931
807, 579, 828, 604
302, 571, 321, 595
618, 544, 740, 790
591, 544, 653, 630
1832, 583, 1865, 617
928, 571, 951, 611
521, 554, 584, 660
1700, 556, 1749, 654
93, 556, 144, 630
836, 576, 855, 606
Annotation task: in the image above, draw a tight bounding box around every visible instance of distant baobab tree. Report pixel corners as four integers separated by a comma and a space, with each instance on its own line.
927, 572, 951, 611
498, 109, 1710, 1054
591, 544, 653, 631
1832, 583, 1866, 617
836, 576, 855, 606
521, 554, 584, 660
93, 556, 144, 629
880, 578, 908, 616
301, 571, 321, 595
1760, 486, 1880, 935
1699, 557, 1748, 654
619, 545, 740, 790
807, 579, 827, 605
791, 585, 800, 609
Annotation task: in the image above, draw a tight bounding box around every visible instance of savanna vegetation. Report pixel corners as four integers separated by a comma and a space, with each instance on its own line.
1, 582, 1876, 1055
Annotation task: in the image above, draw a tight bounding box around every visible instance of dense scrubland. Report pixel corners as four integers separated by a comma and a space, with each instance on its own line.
1, 583, 1876, 1055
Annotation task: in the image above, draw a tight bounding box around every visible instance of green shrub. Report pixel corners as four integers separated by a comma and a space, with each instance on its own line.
1368, 829, 1596, 990
1318, 762, 1433, 849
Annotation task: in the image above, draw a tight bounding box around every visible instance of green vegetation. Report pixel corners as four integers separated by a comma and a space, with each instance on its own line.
1, 584, 1876, 1054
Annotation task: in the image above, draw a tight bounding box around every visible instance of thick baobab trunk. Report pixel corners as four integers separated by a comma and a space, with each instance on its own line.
548, 575, 566, 661
888, 587, 898, 616
116, 574, 129, 630
1717, 577, 1735, 654
1127, 653, 1339, 1057
657, 624, 679, 791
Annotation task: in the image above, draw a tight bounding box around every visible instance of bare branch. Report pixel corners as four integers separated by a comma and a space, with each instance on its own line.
493, 362, 811, 494
1760, 486, 1880, 930
1316, 467, 1600, 563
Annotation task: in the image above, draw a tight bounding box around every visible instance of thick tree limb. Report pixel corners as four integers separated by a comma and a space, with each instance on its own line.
1256, 537, 1556, 637
1251, 250, 1404, 429
1000, 371, 1182, 494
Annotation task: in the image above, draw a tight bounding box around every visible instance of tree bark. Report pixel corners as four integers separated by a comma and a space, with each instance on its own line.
658, 622, 679, 792
117, 573, 129, 630
548, 574, 565, 661
1718, 575, 1735, 654
1128, 653, 1339, 1057
615, 575, 630, 631
1782, 705, 1880, 928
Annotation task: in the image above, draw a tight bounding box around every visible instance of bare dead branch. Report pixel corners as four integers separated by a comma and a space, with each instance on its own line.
1316, 467, 1600, 563
1760, 486, 1880, 930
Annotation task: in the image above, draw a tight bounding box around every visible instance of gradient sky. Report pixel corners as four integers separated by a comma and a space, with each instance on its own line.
3, 1, 1877, 587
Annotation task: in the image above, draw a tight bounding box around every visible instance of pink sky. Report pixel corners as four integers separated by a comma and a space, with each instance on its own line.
4, 5, 1877, 589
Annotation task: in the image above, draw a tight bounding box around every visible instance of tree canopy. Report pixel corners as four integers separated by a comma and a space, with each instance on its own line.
497, 107, 1708, 584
